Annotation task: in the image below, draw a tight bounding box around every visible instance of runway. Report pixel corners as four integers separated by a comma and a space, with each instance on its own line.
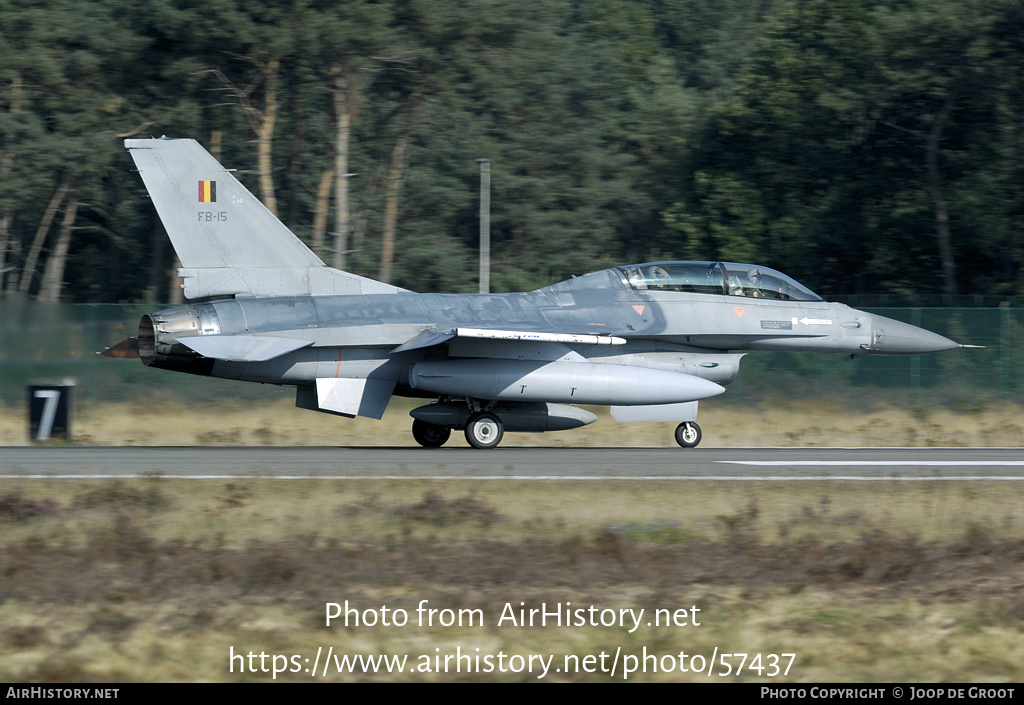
1, 446, 1023, 480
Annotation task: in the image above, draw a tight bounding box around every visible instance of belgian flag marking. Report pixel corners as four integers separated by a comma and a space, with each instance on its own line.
198, 180, 217, 202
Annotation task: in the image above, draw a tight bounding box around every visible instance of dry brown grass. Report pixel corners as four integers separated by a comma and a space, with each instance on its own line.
2, 398, 1023, 447
3, 396, 1022, 682
1, 479, 1023, 682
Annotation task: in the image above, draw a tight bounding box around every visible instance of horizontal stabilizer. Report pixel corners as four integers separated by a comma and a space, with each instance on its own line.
180, 335, 312, 362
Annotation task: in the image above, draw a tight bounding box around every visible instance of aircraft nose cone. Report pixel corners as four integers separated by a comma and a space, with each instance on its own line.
867, 314, 959, 354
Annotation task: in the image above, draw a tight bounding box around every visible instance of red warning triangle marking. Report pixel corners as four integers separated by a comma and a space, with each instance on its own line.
632, 305, 645, 315
733, 306, 746, 318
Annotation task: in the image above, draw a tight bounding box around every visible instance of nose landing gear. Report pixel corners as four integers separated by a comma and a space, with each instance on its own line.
675, 421, 701, 448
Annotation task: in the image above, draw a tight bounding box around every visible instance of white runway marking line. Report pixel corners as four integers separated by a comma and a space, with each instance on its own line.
721, 461, 1024, 466
7, 474, 1024, 481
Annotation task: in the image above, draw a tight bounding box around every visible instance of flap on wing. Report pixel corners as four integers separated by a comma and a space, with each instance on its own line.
180, 335, 312, 362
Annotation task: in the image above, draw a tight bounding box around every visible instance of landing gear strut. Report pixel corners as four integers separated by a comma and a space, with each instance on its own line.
465, 412, 504, 449
412, 419, 451, 448
675, 421, 701, 448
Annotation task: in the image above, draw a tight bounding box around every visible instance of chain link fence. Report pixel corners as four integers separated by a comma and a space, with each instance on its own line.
2, 302, 1021, 409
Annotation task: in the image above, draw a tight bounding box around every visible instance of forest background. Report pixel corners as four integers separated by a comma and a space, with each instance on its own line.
0, 0, 1021, 305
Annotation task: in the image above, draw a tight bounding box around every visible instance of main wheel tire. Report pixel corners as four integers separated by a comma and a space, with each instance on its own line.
464, 412, 504, 449
675, 421, 702, 448
412, 419, 451, 448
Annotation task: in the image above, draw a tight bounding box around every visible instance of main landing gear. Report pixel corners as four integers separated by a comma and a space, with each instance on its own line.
410, 412, 504, 449
411, 419, 451, 448
464, 412, 504, 449
675, 421, 701, 448
409, 403, 701, 449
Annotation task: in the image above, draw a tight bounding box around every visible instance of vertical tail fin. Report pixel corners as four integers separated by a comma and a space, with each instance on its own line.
125, 138, 405, 298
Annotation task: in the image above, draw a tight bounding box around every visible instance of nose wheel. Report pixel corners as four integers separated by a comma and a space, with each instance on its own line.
465, 412, 504, 449
675, 422, 701, 448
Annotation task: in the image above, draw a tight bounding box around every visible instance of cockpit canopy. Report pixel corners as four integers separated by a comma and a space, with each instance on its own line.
615, 261, 822, 302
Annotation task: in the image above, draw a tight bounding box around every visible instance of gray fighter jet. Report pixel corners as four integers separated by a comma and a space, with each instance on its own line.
105, 138, 961, 448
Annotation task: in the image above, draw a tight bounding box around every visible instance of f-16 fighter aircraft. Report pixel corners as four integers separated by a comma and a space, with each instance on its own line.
104, 138, 961, 448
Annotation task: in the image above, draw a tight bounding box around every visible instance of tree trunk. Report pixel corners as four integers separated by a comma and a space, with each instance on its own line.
331, 66, 355, 270
0, 208, 10, 295
19, 175, 71, 296
206, 62, 279, 214
146, 222, 164, 304
378, 88, 422, 284
926, 87, 960, 297
0, 166, 11, 295
255, 58, 279, 215
169, 256, 183, 305
311, 168, 334, 259
38, 189, 79, 303
0, 77, 20, 296
286, 84, 307, 229
209, 127, 222, 162
378, 132, 409, 284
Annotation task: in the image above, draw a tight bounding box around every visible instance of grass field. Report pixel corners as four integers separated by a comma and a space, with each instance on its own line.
3, 397, 1024, 448
1, 400, 1022, 682
1, 477, 1023, 682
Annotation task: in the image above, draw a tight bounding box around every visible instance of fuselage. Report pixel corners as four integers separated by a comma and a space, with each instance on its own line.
119, 136, 964, 446
138, 261, 957, 396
